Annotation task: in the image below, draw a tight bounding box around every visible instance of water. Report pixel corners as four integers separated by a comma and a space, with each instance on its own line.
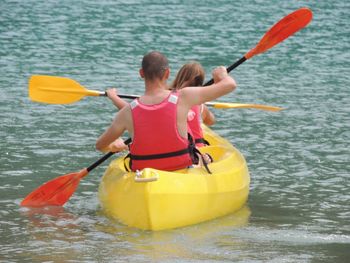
1, 0, 349, 262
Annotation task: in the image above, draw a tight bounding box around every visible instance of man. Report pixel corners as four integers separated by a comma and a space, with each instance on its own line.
96, 51, 236, 171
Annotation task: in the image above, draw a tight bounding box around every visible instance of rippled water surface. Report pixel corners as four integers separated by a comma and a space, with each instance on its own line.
1, 0, 349, 262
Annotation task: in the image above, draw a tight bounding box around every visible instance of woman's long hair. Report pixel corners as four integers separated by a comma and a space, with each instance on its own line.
171, 62, 205, 90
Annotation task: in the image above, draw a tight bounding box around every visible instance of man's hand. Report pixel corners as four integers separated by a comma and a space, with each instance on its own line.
212, 66, 228, 83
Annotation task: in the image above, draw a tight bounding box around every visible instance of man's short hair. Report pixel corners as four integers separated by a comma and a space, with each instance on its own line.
142, 51, 169, 80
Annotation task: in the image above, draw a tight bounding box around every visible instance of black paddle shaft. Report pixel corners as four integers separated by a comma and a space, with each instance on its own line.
102, 92, 139, 100
87, 152, 114, 172
204, 56, 247, 86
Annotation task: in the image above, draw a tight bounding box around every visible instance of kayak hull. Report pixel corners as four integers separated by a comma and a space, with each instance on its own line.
98, 127, 250, 231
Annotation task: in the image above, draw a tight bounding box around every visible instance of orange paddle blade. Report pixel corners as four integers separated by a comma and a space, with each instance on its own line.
20, 169, 88, 207
245, 7, 313, 59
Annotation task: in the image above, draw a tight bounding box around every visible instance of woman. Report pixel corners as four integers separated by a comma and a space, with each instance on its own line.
171, 62, 216, 147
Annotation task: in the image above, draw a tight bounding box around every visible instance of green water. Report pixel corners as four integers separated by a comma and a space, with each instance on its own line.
1, 0, 349, 262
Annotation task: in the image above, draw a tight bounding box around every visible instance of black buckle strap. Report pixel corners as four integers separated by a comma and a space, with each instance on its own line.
194, 138, 210, 146
124, 138, 132, 145
188, 134, 212, 174
192, 147, 212, 174
123, 138, 132, 171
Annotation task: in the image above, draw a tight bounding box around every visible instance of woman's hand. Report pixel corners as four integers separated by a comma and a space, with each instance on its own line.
106, 88, 118, 99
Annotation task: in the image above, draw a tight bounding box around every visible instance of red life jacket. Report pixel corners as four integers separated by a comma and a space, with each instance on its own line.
187, 105, 209, 147
128, 92, 193, 171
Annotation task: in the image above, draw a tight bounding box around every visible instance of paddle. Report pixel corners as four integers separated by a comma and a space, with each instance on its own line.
29, 77, 282, 112
28, 75, 138, 104
205, 7, 313, 85
22, 7, 312, 207
21, 151, 116, 207
205, 102, 282, 112
29, 8, 311, 108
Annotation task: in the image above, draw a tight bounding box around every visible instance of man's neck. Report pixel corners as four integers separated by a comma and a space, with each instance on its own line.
144, 79, 169, 96
140, 79, 171, 104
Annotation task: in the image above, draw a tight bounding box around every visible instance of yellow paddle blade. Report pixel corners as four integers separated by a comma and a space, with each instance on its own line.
206, 102, 283, 112
29, 75, 102, 104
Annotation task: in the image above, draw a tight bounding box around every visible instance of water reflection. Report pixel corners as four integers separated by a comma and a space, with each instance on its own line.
96, 206, 251, 261
21, 206, 77, 228
19, 206, 92, 262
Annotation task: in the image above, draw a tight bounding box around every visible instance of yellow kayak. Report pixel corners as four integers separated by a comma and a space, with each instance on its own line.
98, 126, 250, 231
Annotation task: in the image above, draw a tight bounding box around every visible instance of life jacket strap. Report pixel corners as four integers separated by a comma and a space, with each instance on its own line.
194, 138, 210, 146
188, 134, 212, 174
129, 148, 190, 160
123, 134, 212, 174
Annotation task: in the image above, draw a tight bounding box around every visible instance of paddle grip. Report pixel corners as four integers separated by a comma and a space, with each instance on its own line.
204, 56, 247, 86
103, 92, 139, 100
102, 91, 139, 99
86, 139, 131, 172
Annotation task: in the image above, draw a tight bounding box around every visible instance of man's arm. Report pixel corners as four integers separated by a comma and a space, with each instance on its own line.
180, 66, 237, 108
96, 106, 130, 152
